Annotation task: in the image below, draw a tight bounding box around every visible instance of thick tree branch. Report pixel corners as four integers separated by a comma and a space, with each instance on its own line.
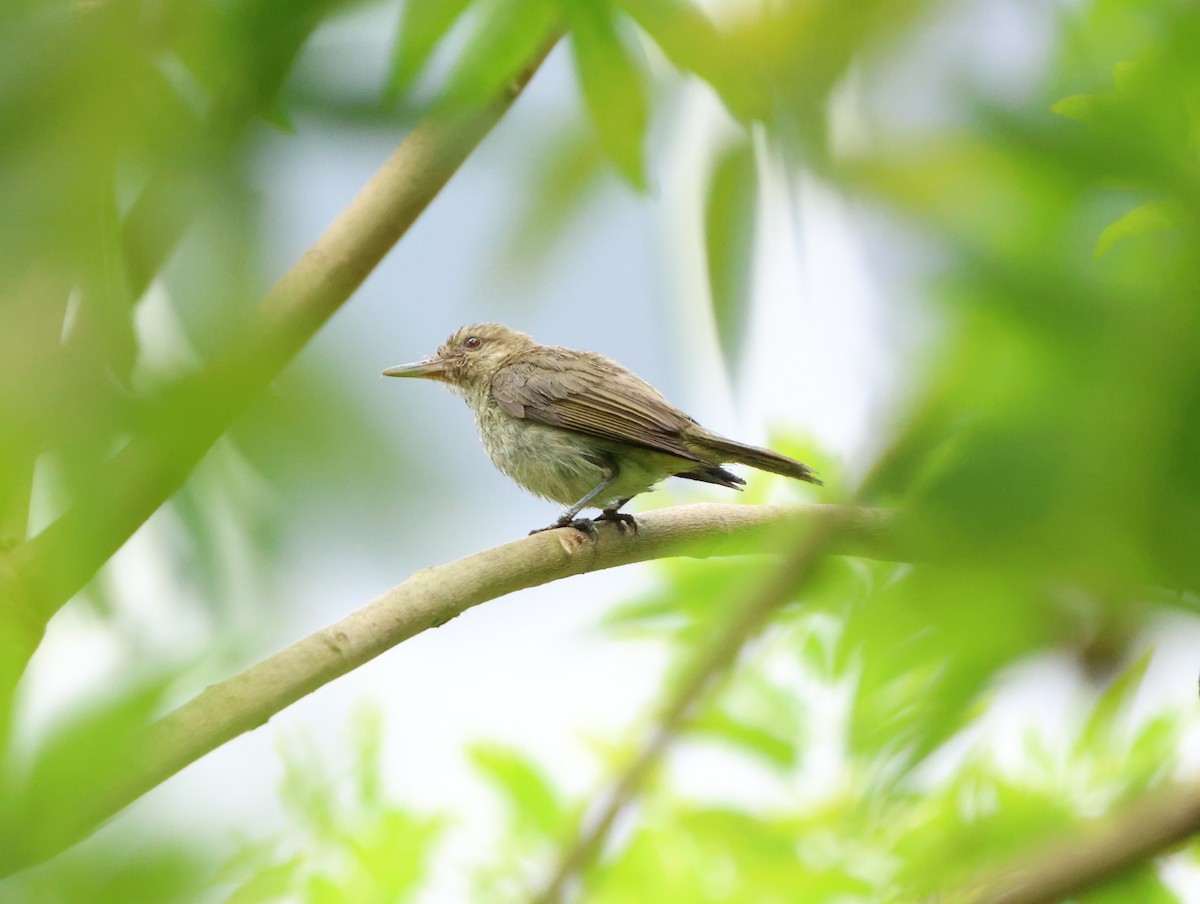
948, 778, 1200, 904
5, 503, 897, 876
0, 35, 559, 636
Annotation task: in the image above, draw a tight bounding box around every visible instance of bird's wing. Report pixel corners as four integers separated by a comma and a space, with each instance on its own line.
490, 350, 706, 463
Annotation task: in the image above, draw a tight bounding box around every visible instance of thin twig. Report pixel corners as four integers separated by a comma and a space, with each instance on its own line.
948, 779, 1200, 904
0, 503, 897, 877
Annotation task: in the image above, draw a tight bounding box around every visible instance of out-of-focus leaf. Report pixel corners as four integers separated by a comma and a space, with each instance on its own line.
615, 0, 766, 121
1052, 92, 1114, 126
353, 704, 384, 808
0, 677, 172, 875
224, 856, 303, 904
500, 122, 607, 279
689, 708, 795, 769
470, 744, 566, 839
222, 714, 443, 903
278, 733, 339, 839
0, 838, 209, 904
602, 556, 765, 642
439, 0, 558, 110
1126, 712, 1183, 793
564, 0, 649, 190
1077, 649, 1153, 756
704, 139, 758, 372
385, 0, 475, 101
1077, 866, 1181, 904
71, 177, 138, 388
1095, 200, 1177, 257
841, 567, 1057, 773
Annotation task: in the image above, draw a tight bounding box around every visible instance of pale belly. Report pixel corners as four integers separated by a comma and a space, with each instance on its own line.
473, 405, 680, 510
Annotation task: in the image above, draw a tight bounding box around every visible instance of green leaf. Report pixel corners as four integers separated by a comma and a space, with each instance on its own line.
1095, 200, 1176, 258
385, 0, 475, 101
353, 704, 384, 808
224, 856, 304, 904
439, 0, 559, 110
0, 678, 172, 873
1051, 92, 1111, 126
704, 139, 758, 372
499, 121, 607, 278
469, 744, 565, 838
688, 709, 796, 769
615, 0, 766, 121
1077, 649, 1153, 756
1077, 865, 1181, 904
563, 0, 650, 190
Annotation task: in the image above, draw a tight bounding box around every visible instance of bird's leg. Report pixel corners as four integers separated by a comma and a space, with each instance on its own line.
529, 471, 618, 535
594, 497, 637, 532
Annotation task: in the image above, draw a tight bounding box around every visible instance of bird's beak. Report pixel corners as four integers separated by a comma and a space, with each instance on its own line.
382, 357, 449, 381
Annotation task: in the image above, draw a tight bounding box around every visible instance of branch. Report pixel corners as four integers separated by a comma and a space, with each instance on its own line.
0, 35, 560, 635
948, 778, 1200, 904
6, 503, 897, 876
528, 508, 840, 904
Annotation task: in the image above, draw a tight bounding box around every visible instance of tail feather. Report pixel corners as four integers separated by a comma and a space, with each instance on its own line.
692, 434, 823, 486
675, 464, 746, 489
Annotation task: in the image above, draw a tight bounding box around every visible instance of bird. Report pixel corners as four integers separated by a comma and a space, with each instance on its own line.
383, 323, 821, 535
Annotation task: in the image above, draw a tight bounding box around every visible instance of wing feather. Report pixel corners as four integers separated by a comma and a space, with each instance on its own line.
491, 349, 705, 463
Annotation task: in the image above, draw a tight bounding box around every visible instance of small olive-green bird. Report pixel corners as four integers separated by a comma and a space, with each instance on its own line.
383, 323, 821, 534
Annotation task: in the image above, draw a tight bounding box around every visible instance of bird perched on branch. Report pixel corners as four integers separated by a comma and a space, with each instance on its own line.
383, 323, 821, 535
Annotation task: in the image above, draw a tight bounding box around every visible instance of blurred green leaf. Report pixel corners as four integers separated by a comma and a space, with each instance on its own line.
470, 743, 566, 839
1095, 200, 1177, 257
0, 676, 172, 876
499, 121, 608, 281
688, 708, 795, 770
615, 0, 766, 121
1078, 866, 1181, 903
564, 0, 650, 191
440, 0, 558, 109
223, 711, 443, 903
704, 139, 758, 372
224, 856, 303, 904
1077, 649, 1152, 756
385, 0, 475, 101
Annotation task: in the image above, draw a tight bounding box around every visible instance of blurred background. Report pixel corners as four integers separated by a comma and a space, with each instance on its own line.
2, 0, 1200, 900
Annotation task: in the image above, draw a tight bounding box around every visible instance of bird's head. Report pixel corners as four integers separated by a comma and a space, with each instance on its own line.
382, 323, 535, 396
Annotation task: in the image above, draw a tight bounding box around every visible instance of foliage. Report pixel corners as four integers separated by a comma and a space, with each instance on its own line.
1, 0, 1199, 901
218, 707, 444, 904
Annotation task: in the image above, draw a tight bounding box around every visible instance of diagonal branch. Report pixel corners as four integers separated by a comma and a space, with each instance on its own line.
947, 778, 1200, 904
5, 503, 898, 877
0, 34, 560, 637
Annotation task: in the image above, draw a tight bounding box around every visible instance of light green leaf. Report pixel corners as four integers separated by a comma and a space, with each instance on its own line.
469, 744, 565, 838
704, 139, 758, 372
500, 122, 607, 278
1095, 200, 1176, 258
1077, 649, 1153, 756
224, 856, 303, 904
385, 0, 475, 101
615, 0, 766, 121
440, 0, 559, 109
688, 708, 796, 769
564, 0, 649, 190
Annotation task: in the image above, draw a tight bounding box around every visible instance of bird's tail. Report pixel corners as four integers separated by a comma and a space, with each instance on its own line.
691, 433, 823, 486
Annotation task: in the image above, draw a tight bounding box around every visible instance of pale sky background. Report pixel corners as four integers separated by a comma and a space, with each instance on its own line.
14, 0, 1200, 900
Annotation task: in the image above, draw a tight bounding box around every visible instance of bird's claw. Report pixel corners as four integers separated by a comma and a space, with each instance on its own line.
594, 510, 638, 533
530, 517, 598, 537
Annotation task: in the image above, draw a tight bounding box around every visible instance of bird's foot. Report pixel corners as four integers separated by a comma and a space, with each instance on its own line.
594, 510, 638, 533
529, 517, 598, 537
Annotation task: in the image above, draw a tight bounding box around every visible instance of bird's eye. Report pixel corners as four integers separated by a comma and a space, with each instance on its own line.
464, 336, 483, 350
